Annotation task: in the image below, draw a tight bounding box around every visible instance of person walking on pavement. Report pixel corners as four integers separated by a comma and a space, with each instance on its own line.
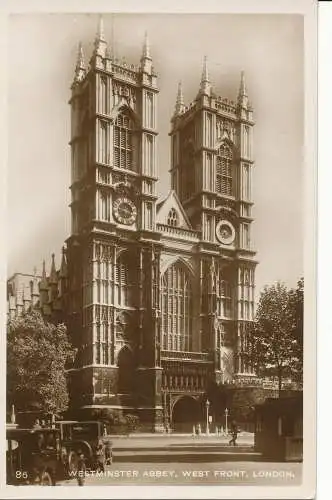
96, 443, 105, 472
76, 449, 86, 486
229, 420, 239, 446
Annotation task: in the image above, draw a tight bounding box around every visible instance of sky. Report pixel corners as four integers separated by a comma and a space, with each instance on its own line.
7, 13, 304, 296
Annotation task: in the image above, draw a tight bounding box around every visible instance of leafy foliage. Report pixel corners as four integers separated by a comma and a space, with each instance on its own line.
288, 278, 304, 382
229, 388, 266, 423
250, 280, 303, 394
7, 311, 76, 416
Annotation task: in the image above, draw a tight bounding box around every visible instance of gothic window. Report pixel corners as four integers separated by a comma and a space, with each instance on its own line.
219, 280, 232, 318
146, 203, 153, 229
244, 125, 250, 158
206, 113, 213, 147
113, 111, 135, 171
99, 121, 109, 164
115, 252, 136, 307
243, 224, 250, 249
205, 214, 213, 241
243, 163, 250, 200
216, 144, 233, 196
206, 153, 213, 191
100, 76, 108, 114
100, 192, 110, 221
167, 208, 179, 227
146, 92, 154, 128
145, 135, 154, 175
161, 262, 193, 352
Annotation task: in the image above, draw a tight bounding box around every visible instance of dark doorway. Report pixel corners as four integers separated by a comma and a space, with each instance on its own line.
117, 346, 135, 394
172, 396, 203, 433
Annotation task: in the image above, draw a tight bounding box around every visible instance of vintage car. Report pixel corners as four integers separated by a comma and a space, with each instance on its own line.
6, 426, 65, 485
56, 420, 113, 472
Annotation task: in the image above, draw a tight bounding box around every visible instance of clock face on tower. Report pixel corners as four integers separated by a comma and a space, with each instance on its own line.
216, 220, 236, 245
113, 197, 137, 225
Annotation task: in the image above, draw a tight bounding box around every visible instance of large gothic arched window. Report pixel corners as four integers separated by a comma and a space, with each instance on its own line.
216, 144, 233, 196
113, 111, 135, 171
161, 262, 193, 352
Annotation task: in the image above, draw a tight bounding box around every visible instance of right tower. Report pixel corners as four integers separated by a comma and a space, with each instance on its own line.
169, 59, 257, 382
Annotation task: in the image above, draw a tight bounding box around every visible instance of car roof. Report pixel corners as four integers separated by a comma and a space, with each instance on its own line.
57, 420, 100, 425
56, 420, 78, 424
7, 427, 59, 438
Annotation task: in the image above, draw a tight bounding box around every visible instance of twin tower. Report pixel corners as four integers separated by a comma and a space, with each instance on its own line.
67, 18, 257, 431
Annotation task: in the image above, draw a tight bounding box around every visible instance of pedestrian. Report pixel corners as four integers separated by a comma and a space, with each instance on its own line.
95, 443, 105, 472
104, 440, 112, 466
229, 420, 238, 446
77, 449, 86, 486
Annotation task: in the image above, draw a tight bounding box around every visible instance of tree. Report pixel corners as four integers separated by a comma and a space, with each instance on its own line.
288, 278, 304, 384
7, 311, 76, 417
250, 281, 303, 396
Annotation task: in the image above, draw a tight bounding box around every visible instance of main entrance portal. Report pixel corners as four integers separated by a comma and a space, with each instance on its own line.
171, 396, 203, 433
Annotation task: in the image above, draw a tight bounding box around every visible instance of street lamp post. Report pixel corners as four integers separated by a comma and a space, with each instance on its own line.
225, 408, 229, 436
205, 400, 210, 435
11, 404, 16, 425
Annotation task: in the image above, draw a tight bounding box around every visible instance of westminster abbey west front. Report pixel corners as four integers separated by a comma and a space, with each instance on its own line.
66, 19, 257, 431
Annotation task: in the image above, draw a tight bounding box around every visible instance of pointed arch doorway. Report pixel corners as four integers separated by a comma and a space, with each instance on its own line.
171, 396, 203, 433
117, 345, 135, 395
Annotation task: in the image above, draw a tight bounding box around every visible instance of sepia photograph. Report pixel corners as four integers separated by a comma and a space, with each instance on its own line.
2, 1, 317, 498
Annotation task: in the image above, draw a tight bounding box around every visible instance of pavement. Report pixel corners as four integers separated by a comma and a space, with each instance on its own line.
109, 431, 255, 449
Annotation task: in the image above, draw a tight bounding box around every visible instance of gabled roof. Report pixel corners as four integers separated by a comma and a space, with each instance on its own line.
156, 190, 192, 229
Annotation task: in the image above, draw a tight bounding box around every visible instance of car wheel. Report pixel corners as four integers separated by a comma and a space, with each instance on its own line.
68, 450, 78, 473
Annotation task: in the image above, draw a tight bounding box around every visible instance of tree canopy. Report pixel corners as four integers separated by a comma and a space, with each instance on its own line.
250, 279, 303, 395
7, 311, 76, 416
288, 277, 304, 382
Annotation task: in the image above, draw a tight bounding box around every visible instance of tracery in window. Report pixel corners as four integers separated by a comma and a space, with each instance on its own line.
161, 262, 193, 352
167, 208, 179, 227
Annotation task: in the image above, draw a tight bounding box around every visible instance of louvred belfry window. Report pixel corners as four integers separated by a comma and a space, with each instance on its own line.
161, 262, 193, 352
216, 144, 233, 196
113, 112, 135, 171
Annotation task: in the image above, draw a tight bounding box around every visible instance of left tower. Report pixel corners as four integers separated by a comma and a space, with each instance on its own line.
66, 18, 162, 429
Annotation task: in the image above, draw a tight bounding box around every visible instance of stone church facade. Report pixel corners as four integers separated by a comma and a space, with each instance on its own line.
8, 19, 258, 431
